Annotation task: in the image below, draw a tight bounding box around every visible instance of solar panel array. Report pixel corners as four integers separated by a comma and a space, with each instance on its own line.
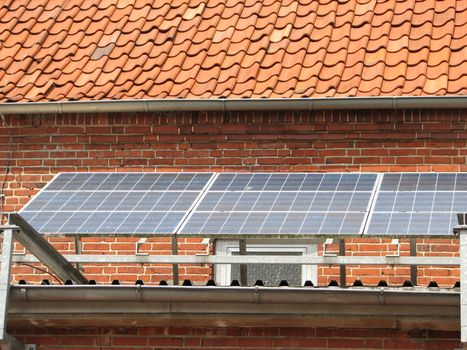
365, 173, 466, 236
20, 173, 212, 235
179, 173, 377, 235
19, 172, 466, 237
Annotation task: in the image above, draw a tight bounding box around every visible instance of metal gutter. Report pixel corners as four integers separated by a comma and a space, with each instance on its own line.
8, 285, 459, 329
0, 96, 466, 114
9, 285, 459, 306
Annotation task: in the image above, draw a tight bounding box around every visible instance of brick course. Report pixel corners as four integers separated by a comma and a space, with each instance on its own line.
9, 327, 461, 349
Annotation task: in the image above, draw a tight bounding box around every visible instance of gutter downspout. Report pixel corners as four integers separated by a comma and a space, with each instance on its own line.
0, 96, 466, 114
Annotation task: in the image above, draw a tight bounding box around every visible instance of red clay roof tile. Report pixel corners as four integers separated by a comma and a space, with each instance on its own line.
0, 0, 465, 102
448, 74, 467, 94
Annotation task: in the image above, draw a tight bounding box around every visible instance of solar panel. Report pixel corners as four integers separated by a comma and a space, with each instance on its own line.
179, 173, 378, 236
20, 172, 214, 235
365, 173, 465, 236
20, 172, 462, 237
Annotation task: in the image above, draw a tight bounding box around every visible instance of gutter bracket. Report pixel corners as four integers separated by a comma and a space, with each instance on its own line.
19, 288, 27, 302
253, 286, 260, 304
378, 290, 385, 306
135, 284, 144, 302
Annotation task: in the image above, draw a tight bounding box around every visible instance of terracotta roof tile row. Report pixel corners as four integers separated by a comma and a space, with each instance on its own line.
0, 0, 466, 102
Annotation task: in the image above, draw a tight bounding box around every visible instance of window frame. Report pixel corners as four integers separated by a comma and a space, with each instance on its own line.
214, 239, 318, 286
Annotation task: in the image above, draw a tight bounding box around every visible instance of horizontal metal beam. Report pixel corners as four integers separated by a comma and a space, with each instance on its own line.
8, 215, 87, 284
12, 254, 460, 266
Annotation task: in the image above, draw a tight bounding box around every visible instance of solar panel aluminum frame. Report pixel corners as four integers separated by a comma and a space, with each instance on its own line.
20, 172, 61, 212
18, 172, 216, 237
17, 172, 462, 238
177, 172, 380, 238
364, 172, 465, 238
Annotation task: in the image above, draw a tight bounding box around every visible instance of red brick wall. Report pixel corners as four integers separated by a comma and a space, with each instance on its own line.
9, 326, 461, 349
0, 110, 462, 287
2, 110, 467, 211
1, 110, 464, 348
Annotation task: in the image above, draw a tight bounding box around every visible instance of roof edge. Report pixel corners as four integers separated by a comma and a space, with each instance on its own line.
0, 96, 467, 114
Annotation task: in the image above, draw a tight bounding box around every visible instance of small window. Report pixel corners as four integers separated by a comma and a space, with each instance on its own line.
214, 239, 317, 286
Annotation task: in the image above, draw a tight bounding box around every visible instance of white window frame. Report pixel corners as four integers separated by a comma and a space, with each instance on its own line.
214, 239, 318, 286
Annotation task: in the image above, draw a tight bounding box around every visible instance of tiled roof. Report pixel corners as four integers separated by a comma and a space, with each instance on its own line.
0, 0, 466, 102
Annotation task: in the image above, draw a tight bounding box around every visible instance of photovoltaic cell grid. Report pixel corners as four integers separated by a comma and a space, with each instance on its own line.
366, 173, 467, 236
179, 173, 378, 235
20, 172, 213, 235
18, 172, 466, 237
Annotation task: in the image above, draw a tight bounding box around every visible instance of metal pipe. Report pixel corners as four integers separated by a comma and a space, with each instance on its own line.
9, 285, 459, 307
458, 225, 467, 343
0, 96, 466, 114
0, 229, 14, 340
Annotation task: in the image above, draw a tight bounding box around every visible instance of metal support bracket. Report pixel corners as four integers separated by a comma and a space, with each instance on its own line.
386, 239, 400, 257
323, 239, 337, 257
171, 236, 179, 286
0, 229, 34, 350
338, 239, 346, 287
409, 239, 417, 286
74, 236, 82, 273
239, 239, 247, 286
195, 238, 211, 256
454, 215, 467, 347
136, 238, 148, 256
456, 223, 467, 346
9, 214, 87, 284
0, 229, 14, 342
460, 229, 467, 345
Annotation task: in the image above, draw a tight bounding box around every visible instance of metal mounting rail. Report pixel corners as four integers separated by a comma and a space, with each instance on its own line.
11, 254, 460, 266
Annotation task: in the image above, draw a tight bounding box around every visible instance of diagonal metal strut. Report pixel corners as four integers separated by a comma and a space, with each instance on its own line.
9, 214, 87, 285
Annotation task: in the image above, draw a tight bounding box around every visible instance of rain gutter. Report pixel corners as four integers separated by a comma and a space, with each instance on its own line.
8, 286, 459, 328
0, 96, 466, 114
9, 285, 459, 306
